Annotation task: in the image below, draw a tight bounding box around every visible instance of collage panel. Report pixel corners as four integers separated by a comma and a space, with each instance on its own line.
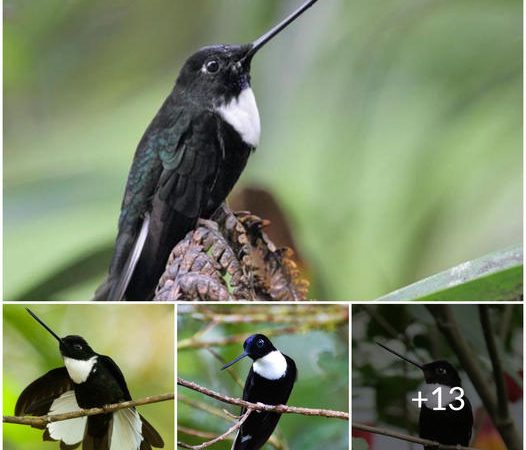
177, 304, 349, 449
351, 304, 523, 450
3, 304, 175, 450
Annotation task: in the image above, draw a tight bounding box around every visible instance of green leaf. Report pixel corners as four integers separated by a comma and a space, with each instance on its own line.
376, 246, 522, 301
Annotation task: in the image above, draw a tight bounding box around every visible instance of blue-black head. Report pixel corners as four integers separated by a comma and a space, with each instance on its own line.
377, 342, 462, 387
221, 334, 277, 370
26, 308, 96, 361
174, 0, 319, 105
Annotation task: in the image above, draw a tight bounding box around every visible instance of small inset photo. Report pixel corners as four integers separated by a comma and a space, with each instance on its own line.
3, 304, 174, 450
177, 304, 349, 449
352, 304, 523, 450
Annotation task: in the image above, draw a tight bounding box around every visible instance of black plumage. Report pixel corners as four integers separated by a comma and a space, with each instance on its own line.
94, 0, 319, 300
15, 309, 164, 450
222, 334, 297, 450
377, 343, 473, 449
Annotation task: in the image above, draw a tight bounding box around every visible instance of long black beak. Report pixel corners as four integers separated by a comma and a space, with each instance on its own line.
376, 341, 423, 370
26, 308, 63, 344
221, 352, 249, 370
243, 0, 319, 62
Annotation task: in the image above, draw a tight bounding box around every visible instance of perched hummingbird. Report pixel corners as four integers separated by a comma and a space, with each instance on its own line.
377, 342, 473, 450
95, 0, 319, 301
15, 309, 164, 450
221, 334, 297, 450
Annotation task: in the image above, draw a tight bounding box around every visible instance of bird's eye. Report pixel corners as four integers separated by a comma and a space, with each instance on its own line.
257, 339, 265, 348
437, 367, 446, 375
205, 59, 220, 73
73, 344, 83, 351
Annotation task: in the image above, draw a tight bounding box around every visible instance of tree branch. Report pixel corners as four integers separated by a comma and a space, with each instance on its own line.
352, 422, 478, 450
178, 408, 253, 449
426, 305, 521, 450
3, 392, 174, 426
478, 305, 522, 450
178, 378, 348, 420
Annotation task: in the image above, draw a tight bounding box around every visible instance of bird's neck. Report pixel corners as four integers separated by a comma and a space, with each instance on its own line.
63, 356, 98, 384
216, 87, 261, 148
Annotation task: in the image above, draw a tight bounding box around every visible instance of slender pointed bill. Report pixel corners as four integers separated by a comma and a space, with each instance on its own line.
243, 0, 319, 61
376, 342, 423, 369
221, 352, 249, 370
26, 308, 63, 344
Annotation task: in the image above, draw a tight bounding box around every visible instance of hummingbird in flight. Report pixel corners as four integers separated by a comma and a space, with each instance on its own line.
14, 308, 164, 450
221, 334, 297, 450
95, 0, 320, 300
377, 342, 473, 450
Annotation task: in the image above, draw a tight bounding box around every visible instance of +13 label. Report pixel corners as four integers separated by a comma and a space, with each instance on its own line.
411, 386, 465, 411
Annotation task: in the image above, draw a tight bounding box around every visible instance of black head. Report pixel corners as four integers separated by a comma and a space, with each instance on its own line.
175, 0, 319, 105
175, 44, 252, 105
60, 335, 96, 361
221, 334, 277, 370
422, 360, 462, 387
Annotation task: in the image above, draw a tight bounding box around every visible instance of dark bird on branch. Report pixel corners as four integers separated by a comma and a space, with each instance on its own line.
94, 0, 319, 300
15, 309, 164, 450
377, 342, 473, 450
222, 334, 297, 450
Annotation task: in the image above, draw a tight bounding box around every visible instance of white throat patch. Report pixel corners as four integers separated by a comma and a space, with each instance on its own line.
253, 350, 287, 380
64, 356, 97, 384
217, 87, 261, 147
422, 383, 459, 409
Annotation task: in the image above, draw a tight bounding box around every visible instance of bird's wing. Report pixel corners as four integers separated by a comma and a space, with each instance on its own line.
120, 110, 224, 299
139, 414, 165, 448
96, 105, 224, 300
94, 96, 190, 300
15, 367, 73, 420
98, 355, 133, 401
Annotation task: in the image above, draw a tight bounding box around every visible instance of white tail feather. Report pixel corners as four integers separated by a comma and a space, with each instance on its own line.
109, 408, 143, 450
47, 391, 86, 445
112, 213, 150, 300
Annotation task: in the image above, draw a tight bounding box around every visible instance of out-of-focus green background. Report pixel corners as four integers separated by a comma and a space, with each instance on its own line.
178, 304, 349, 450
3, 304, 174, 449
4, 0, 522, 300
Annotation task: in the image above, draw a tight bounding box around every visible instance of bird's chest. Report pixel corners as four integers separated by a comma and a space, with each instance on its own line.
247, 372, 293, 405
73, 364, 125, 408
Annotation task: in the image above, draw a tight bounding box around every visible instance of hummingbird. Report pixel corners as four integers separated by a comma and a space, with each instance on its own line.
377, 342, 473, 450
14, 309, 164, 450
95, 0, 320, 301
221, 334, 297, 450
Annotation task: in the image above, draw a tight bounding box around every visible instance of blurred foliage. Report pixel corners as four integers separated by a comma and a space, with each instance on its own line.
352, 304, 523, 450
177, 304, 349, 450
4, 0, 522, 299
3, 304, 174, 450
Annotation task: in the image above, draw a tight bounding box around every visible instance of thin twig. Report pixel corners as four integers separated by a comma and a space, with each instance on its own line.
178, 377, 348, 420
3, 393, 174, 426
178, 408, 252, 449
352, 422, 478, 450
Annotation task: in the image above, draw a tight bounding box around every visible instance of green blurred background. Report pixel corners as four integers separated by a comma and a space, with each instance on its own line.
3, 304, 174, 449
177, 304, 349, 450
4, 0, 522, 300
